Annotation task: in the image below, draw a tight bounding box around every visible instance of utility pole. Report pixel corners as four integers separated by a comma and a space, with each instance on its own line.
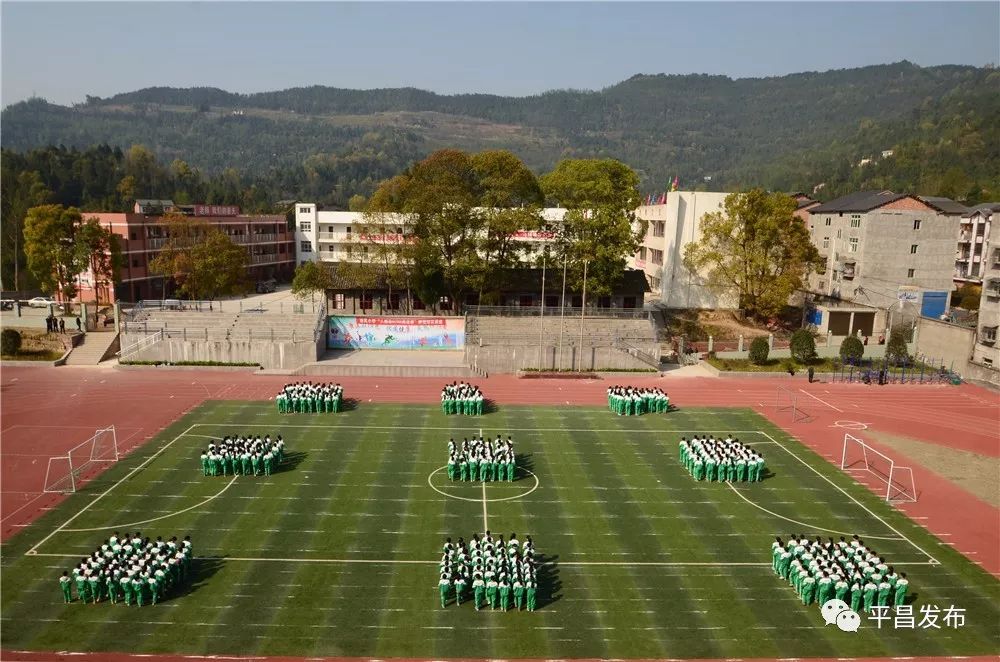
538, 248, 547, 370
558, 253, 567, 370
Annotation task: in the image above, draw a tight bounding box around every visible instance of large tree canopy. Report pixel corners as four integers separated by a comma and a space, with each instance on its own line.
540, 158, 644, 299
683, 189, 821, 320
148, 214, 249, 300
23, 204, 89, 302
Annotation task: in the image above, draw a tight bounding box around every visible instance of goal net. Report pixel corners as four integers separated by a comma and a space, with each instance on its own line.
775, 385, 805, 423
840, 433, 917, 502
43, 426, 120, 494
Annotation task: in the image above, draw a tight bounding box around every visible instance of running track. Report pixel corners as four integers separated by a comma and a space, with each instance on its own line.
1, 366, 998, 662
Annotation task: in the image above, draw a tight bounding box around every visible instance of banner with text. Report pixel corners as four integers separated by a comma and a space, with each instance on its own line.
327, 315, 465, 350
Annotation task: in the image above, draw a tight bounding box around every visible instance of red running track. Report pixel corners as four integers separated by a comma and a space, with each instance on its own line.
2, 367, 998, 574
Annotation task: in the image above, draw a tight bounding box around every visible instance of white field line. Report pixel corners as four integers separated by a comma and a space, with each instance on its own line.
193, 423, 771, 434
798, 389, 844, 413
24, 423, 198, 556
63, 475, 239, 532
481, 480, 489, 533
758, 431, 938, 564
24, 552, 943, 567
726, 483, 903, 541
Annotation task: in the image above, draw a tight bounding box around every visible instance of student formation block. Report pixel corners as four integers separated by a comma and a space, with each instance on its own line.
447, 434, 516, 482
59, 533, 193, 606
439, 533, 540, 611
773, 535, 910, 612
607, 385, 669, 416
276, 382, 344, 413
441, 382, 486, 415
679, 434, 766, 482
200, 434, 286, 477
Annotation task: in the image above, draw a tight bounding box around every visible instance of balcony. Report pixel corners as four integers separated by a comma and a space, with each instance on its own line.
146, 237, 168, 250
248, 233, 279, 243
248, 253, 285, 265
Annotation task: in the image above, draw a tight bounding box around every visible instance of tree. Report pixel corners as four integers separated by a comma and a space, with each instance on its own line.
23, 204, 89, 303
953, 283, 981, 310
540, 158, 644, 298
790, 329, 817, 363
839, 336, 865, 363
148, 214, 249, 299
683, 190, 821, 320
1, 329, 22, 356
348, 194, 368, 212
748, 336, 770, 365
75, 216, 122, 305
0, 169, 52, 291
291, 260, 333, 303
886, 327, 910, 365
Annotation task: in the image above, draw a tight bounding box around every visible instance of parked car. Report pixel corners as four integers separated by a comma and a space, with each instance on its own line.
27, 297, 56, 308
0, 299, 14, 311
256, 279, 277, 294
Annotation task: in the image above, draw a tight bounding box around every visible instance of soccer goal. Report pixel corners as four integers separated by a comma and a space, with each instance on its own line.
43, 426, 120, 494
840, 433, 917, 503
775, 385, 805, 423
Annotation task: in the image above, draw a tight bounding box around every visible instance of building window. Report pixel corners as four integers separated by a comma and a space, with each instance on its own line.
910, 244, 918, 254
412, 296, 425, 310
545, 295, 559, 307
519, 295, 534, 307
648, 276, 661, 290
822, 237, 829, 250
825, 218, 832, 226
913, 219, 921, 230
345, 226, 351, 234
651, 249, 663, 265
344, 246, 352, 257
848, 238, 858, 253
981, 326, 997, 343
132, 257, 140, 267
360, 294, 373, 310
597, 295, 612, 308
396, 227, 403, 235
298, 206, 311, 214
130, 231, 137, 241
332, 293, 345, 309
639, 247, 647, 260
388, 293, 401, 310
907, 268, 915, 278
300, 241, 312, 253
850, 214, 861, 228
837, 229, 842, 239
299, 221, 311, 231
653, 221, 665, 238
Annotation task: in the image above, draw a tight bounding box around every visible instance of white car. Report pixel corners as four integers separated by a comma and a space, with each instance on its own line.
27, 297, 56, 308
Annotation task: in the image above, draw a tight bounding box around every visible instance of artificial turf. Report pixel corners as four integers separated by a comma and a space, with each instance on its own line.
1, 401, 998, 659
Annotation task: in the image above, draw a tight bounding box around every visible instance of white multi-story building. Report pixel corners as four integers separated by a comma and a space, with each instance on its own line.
955, 203, 999, 285
293, 204, 567, 266
629, 191, 738, 309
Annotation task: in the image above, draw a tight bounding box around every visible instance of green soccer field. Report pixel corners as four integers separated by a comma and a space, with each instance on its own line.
2, 402, 998, 659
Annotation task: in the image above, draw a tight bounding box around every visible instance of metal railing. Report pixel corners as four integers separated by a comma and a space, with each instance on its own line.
117, 329, 163, 362
468, 305, 650, 319
612, 337, 661, 369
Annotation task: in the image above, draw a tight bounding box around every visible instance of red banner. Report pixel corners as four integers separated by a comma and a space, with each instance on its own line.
194, 204, 240, 217
512, 230, 556, 239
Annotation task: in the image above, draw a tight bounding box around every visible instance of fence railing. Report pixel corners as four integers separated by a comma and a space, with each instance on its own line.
468, 305, 650, 319
612, 337, 661, 369
831, 355, 962, 385
117, 329, 163, 362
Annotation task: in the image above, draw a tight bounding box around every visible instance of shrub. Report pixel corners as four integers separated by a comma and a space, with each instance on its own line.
839, 336, 864, 363
748, 337, 770, 365
790, 329, 817, 363
782, 358, 797, 375
1, 329, 22, 356
886, 327, 910, 364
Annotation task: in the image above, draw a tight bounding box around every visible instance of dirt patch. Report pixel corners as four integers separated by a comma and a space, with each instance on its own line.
664, 309, 797, 342
867, 430, 1000, 507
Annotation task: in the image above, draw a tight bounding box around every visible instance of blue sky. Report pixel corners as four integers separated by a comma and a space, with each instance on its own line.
2, 2, 997, 106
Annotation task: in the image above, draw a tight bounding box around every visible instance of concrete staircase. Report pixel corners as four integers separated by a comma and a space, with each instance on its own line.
63, 332, 119, 366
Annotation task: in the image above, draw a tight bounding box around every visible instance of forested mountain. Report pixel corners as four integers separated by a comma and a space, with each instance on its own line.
3, 62, 998, 204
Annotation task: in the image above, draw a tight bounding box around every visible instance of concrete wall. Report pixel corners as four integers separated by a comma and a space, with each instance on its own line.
912, 316, 999, 386
465, 344, 657, 373
120, 333, 321, 370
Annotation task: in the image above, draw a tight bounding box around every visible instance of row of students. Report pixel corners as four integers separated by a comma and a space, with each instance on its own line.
276, 382, 343, 413
200, 435, 285, 477
447, 435, 516, 482
607, 386, 669, 416
772, 535, 910, 613
58, 533, 193, 606
679, 435, 766, 482
438, 532, 540, 611
441, 382, 486, 416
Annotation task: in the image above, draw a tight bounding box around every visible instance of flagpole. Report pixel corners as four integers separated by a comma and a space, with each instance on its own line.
558, 254, 567, 370
538, 249, 546, 370
578, 260, 588, 371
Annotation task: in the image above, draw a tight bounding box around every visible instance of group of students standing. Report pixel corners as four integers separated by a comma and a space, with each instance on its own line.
447, 435, 516, 482
199, 434, 285, 477
440, 382, 486, 416
438, 532, 540, 611
678, 435, 766, 482
606, 386, 669, 416
58, 533, 193, 606
772, 535, 910, 613
275, 382, 344, 414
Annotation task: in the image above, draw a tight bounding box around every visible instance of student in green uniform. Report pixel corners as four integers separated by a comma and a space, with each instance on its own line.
486, 577, 498, 610
59, 572, 73, 603
893, 573, 909, 608
454, 575, 466, 606
800, 576, 816, 606
513, 579, 524, 610
862, 580, 877, 613
876, 580, 892, 608
132, 576, 145, 607
121, 574, 133, 606
499, 578, 510, 611
473, 575, 485, 610
849, 581, 863, 614
526, 581, 537, 611
438, 574, 450, 608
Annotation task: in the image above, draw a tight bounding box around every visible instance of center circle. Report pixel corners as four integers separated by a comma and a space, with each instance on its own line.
427, 466, 539, 502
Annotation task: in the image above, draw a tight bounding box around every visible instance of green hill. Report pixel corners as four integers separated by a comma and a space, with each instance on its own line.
3, 61, 997, 199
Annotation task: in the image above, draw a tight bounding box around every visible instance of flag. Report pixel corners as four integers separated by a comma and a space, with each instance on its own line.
658, 192, 666, 204
645, 193, 652, 206
671, 176, 679, 192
